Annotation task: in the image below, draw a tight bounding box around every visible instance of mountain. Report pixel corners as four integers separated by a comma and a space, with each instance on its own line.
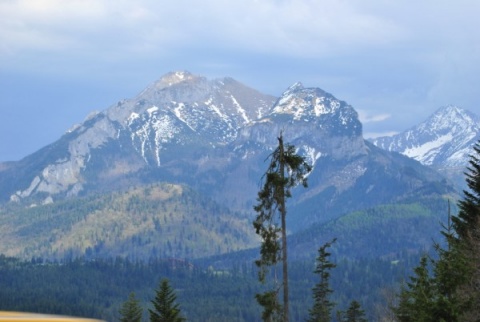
0, 71, 457, 259
227, 83, 454, 228
370, 105, 480, 167
370, 105, 480, 187
1, 71, 276, 205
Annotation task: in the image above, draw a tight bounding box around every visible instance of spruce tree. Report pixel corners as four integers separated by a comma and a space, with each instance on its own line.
394, 256, 435, 322
307, 239, 336, 322
343, 300, 367, 322
394, 142, 480, 321
430, 207, 470, 321
149, 279, 185, 322
119, 292, 143, 322
451, 141, 480, 319
453, 141, 480, 240
254, 132, 311, 322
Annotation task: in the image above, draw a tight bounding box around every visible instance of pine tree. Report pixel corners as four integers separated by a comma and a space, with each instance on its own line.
253, 132, 311, 322
451, 141, 480, 320
453, 141, 480, 240
394, 256, 435, 322
149, 279, 185, 322
119, 292, 143, 322
394, 142, 480, 321
343, 300, 367, 322
307, 239, 336, 322
429, 206, 470, 321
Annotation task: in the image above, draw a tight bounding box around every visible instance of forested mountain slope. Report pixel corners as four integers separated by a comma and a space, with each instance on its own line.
0, 183, 256, 260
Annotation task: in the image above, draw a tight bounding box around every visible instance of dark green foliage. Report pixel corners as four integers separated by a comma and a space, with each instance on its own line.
149, 279, 185, 322
343, 301, 367, 322
393, 218, 471, 322
0, 251, 420, 322
255, 290, 283, 322
394, 141, 480, 321
450, 142, 480, 320
453, 142, 480, 240
394, 256, 435, 322
119, 292, 143, 322
253, 133, 311, 321
307, 239, 336, 322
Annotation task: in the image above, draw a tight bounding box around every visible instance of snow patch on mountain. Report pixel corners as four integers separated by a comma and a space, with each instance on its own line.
231, 95, 250, 123
302, 145, 323, 168
403, 133, 453, 165
128, 106, 181, 166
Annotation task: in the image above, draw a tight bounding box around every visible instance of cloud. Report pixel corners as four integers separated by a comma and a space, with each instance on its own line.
0, 1, 404, 62
357, 109, 391, 123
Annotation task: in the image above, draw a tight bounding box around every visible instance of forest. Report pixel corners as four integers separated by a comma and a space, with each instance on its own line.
0, 252, 416, 321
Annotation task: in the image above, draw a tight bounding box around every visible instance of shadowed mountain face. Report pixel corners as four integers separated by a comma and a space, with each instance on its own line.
0, 72, 454, 234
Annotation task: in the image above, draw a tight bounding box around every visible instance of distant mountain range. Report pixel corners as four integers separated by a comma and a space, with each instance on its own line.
0, 71, 459, 259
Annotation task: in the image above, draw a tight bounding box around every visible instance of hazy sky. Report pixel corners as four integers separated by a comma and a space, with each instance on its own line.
1, 0, 479, 161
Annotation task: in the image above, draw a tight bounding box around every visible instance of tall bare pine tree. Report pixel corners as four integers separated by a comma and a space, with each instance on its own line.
253, 133, 311, 322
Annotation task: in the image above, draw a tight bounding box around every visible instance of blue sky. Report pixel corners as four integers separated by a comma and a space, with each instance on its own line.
1, 0, 479, 161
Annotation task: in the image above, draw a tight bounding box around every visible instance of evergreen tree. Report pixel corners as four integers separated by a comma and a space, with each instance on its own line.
394, 142, 480, 321
307, 239, 336, 322
394, 256, 435, 322
453, 141, 480, 240
451, 141, 480, 320
149, 279, 185, 322
119, 292, 143, 322
253, 132, 311, 322
343, 300, 367, 322
429, 208, 470, 321
394, 214, 471, 322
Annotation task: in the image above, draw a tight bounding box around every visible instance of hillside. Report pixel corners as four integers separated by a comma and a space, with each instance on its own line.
0, 183, 256, 260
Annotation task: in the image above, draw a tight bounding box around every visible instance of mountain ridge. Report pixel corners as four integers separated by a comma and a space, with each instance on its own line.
0, 71, 455, 236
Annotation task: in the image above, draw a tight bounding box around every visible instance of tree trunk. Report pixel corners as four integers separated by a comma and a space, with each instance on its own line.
278, 135, 289, 322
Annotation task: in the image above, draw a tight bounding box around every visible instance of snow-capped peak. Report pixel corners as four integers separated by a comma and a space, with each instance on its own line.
272, 85, 351, 121
286, 81, 304, 92
423, 105, 476, 132
371, 105, 480, 168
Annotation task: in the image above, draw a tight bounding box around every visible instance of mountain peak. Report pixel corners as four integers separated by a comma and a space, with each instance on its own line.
421, 104, 478, 134
153, 71, 199, 89
371, 104, 480, 169
432, 104, 473, 122
271, 84, 356, 123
